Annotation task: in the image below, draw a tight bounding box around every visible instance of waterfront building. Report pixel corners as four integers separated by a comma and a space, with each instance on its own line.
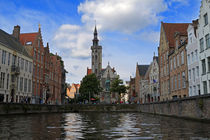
49, 54, 62, 104
43, 43, 50, 103
66, 83, 80, 99
148, 55, 160, 102
168, 29, 189, 99
19, 25, 45, 104
186, 20, 201, 96
87, 26, 118, 103
197, 0, 210, 95
128, 77, 135, 103
158, 22, 189, 101
0, 28, 33, 103
137, 64, 150, 103
139, 65, 150, 103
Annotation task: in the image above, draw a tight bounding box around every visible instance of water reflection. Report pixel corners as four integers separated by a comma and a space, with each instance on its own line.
0, 113, 209, 140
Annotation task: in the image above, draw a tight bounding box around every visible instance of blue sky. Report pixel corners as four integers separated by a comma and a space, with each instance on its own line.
0, 0, 201, 84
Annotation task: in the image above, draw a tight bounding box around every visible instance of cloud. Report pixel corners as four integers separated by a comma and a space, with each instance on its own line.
78, 0, 167, 33
53, 24, 92, 59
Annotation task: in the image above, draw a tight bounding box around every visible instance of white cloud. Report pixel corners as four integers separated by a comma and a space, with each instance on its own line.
53, 24, 92, 58
78, 0, 167, 33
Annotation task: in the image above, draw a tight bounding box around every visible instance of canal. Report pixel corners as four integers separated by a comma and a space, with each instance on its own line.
0, 113, 210, 140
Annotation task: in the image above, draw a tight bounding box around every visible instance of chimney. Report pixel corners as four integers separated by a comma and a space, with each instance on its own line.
12, 25, 20, 40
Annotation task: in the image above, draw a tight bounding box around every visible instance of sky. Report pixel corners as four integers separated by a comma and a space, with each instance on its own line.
0, 0, 201, 84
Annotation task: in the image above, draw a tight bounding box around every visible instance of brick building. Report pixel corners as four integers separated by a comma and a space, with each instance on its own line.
19, 25, 45, 104
158, 22, 189, 101
169, 30, 189, 100
48, 54, 62, 104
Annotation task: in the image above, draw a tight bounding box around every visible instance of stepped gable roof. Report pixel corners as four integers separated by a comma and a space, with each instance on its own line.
137, 65, 150, 76
0, 29, 31, 58
162, 22, 190, 47
19, 32, 39, 45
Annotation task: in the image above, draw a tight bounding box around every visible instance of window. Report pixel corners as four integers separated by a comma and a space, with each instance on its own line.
24, 78, 27, 92
170, 58, 173, 70
204, 13, 208, 26
25, 60, 28, 72
208, 57, 210, 72
189, 70, 191, 80
190, 86, 192, 96
174, 75, 177, 90
191, 52, 194, 63
0, 72, 5, 88
203, 81, 207, 94
171, 76, 173, 91
188, 54, 190, 65
20, 77, 23, 91
178, 74, 181, 89
193, 86, 196, 96
181, 51, 184, 64
16, 76, 19, 91
34, 51, 36, 59
29, 62, 32, 73
28, 79, 31, 92
202, 59, 206, 74
195, 50, 198, 60
8, 53, 10, 65
21, 58, 24, 70
200, 38, 204, 52
6, 74, 9, 89
12, 55, 16, 66
174, 57, 176, 69
2, 50, 6, 64
196, 66, 199, 77
177, 54, 179, 67
182, 72, 186, 88
198, 84, 200, 95
193, 68, 195, 82
205, 34, 210, 49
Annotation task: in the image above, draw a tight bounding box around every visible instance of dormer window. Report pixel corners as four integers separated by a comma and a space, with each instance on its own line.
26, 41, 32, 45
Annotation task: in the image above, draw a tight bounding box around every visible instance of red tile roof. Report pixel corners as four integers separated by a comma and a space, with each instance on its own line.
162, 22, 190, 47
19, 32, 38, 45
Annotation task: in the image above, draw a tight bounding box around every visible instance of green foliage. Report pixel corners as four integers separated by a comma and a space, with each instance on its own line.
79, 74, 102, 100
110, 76, 127, 95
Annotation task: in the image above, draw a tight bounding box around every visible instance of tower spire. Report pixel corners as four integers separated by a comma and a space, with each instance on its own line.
93, 24, 99, 46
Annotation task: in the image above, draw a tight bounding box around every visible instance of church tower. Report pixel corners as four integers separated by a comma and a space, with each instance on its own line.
91, 25, 102, 77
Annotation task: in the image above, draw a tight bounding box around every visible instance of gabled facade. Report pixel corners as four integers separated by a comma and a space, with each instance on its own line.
197, 0, 210, 95
186, 20, 200, 96
169, 30, 189, 100
136, 64, 150, 103
67, 84, 80, 99
158, 22, 190, 101
19, 25, 45, 104
148, 56, 160, 102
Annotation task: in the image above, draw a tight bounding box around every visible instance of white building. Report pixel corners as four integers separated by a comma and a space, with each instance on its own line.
197, 0, 210, 95
149, 56, 160, 102
186, 21, 201, 96
0, 28, 33, 103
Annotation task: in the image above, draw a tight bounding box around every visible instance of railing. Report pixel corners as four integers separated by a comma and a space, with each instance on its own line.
11, 65, 20, 75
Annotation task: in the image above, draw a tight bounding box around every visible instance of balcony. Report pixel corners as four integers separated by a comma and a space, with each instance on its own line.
11, 65, 20, 75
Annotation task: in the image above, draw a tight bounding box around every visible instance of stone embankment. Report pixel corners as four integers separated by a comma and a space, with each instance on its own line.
0, 94, 210, 121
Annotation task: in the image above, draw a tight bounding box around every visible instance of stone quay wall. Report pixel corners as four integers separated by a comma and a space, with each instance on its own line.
0, 95, 210, 121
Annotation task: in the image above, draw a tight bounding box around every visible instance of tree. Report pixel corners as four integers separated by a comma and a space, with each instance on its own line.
79, 74, 102, 102
110, 76, 127, 103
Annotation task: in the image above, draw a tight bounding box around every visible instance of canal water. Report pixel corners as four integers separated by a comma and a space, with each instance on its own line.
0, 113, 210, 140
